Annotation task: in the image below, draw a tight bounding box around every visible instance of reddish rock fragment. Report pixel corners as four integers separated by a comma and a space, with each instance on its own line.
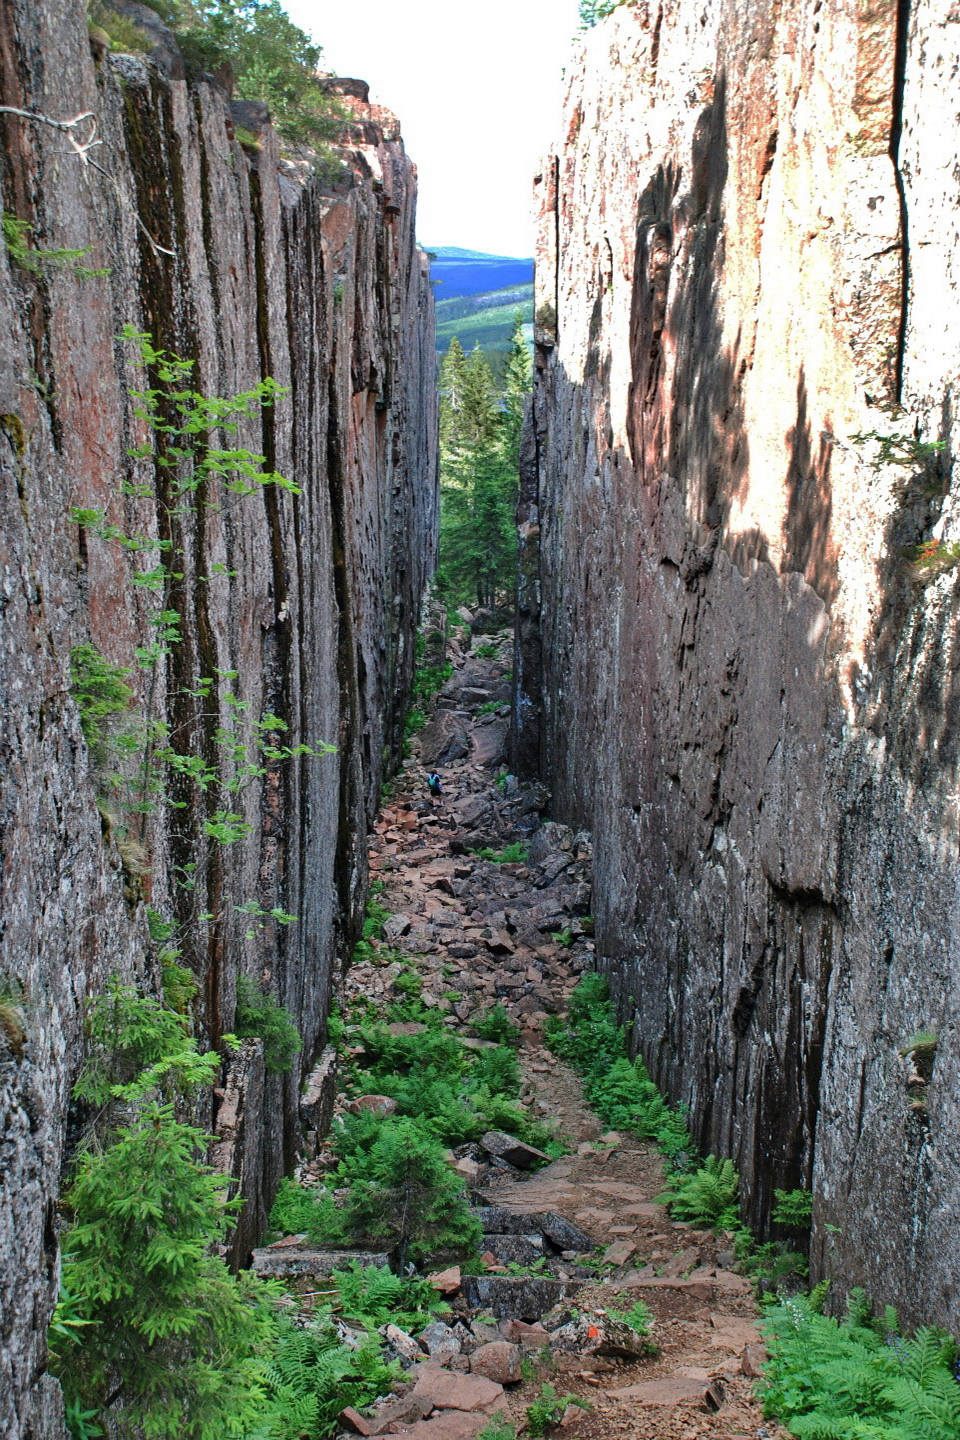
468, 1341, 522, 1384
426, 1265, 462, 1295
340, 1406, 373, 1435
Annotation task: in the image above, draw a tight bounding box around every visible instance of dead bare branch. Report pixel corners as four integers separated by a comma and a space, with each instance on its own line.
0, 105, 174, 258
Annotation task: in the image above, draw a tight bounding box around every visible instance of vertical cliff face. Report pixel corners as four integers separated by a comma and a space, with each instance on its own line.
0, 3, 436, 1433
518, 0, 960, 1327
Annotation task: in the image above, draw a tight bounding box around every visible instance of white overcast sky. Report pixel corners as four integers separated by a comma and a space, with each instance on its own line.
284, 0, 583, 257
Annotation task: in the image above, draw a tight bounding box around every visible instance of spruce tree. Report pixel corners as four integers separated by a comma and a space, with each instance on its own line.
438, 336, 468, 449
502, 313, 532, 466
435, 335, 531, 610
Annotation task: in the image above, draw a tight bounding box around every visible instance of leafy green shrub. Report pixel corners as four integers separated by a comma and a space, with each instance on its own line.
659, 1156, 740, 1228
234, 976, 301, 1074
268, 1177, 346, 1247
760, 1292, 960, 1440
52, 984, 278, 1439
88, 0, 152, 51
257, 1311, 398, 1439
332, 1114, 482, 1265
608, 1299, 655, 1338
734, 1232, 808, 1297
578, 0, 631, 27
471, 1043, 521, 1097
525, 1384, 591, 1437
412, 660, 453, 704
4, 213, 109, 280
363, 888, 391, 941
392, 967, 423, 999
475, 1003, 521, 1047
474, 644, 498, 659
772, 1187, 813, 1228
404, 707, 426, 737
476, 1416, 516, 1440
354, 1020, 467, 1080
348, 1019, 554, 1155
169, 0, 344, 148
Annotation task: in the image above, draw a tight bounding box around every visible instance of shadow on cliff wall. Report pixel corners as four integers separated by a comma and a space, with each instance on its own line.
628, 72, 753, 538
520, 73, 836, 1231
784, 370, 839, 609
521, 49, 960, 1316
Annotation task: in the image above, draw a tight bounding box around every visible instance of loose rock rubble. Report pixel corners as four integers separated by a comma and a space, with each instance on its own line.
317, 627, 786, 1440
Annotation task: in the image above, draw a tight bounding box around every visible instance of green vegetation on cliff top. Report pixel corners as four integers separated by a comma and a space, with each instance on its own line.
89, 0, 342, 148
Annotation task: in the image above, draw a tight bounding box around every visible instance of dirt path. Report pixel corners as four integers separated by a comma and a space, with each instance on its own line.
343, 628, 783, 1440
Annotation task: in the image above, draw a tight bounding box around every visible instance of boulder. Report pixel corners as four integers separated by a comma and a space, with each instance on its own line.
604, 1378, 707, 1406
480, 1131, 550, 1170
479, 1233, 544, 1266
420, 714, 471, 766
462, 1274, 582, 1320
378, 1413, 490, 1440
454, 794, 492, 828
367, 1394, 430, 1434
347, 1094, 398, 1117
299, 1045, 338, 1133
469, 1341, 522, 1384
500, 1319, 550, 1346
340, 1405, 373, 1435
660, 1245, 699, 1276
409, 1364, 505, 1413
471, 1206, 539, 1236
741, 1343, 767, 1378
426, 1266, 462, 1295
379, 1322, 424, 1366
603, 1239, 637, 1266
470, 720, 509, 768
418, 1321, 461, 1363
549, 1312, 653, 1359
537, 1213, 592, 1252
527, 822, 575, 865
383, 913, 413, 941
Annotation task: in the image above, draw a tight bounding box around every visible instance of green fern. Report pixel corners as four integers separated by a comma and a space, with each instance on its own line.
760, 1295, 960, 1440
773, 1188, 814, 1228
545, 974, 694, 1167
659, 1155, 740, 1228
331, 1262, 447, 1332
256, 1312, 398, 1439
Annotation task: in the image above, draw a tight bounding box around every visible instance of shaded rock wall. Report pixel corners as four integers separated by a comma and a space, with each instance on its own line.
517, 0, 960, 1329
0, 3, 436, 1434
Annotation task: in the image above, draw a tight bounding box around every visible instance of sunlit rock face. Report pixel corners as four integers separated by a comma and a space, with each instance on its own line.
516, 0, 960, 1327
0, 3, 436, 1433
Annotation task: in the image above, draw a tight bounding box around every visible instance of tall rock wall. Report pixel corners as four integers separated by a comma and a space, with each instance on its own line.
0, 3, 436, 1434
517, 0, 960, 1328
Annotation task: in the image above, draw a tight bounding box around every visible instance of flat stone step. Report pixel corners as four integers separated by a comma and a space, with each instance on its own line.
250, 1245, 390, 1279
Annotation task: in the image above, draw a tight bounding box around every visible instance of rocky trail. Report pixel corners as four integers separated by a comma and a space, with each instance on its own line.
265, 627, 786, 1440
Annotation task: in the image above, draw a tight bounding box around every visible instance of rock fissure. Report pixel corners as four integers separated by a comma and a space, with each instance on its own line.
263, 628, 786, 1440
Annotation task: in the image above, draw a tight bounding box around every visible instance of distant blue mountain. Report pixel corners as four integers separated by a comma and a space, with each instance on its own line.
426, 245, 534, 300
